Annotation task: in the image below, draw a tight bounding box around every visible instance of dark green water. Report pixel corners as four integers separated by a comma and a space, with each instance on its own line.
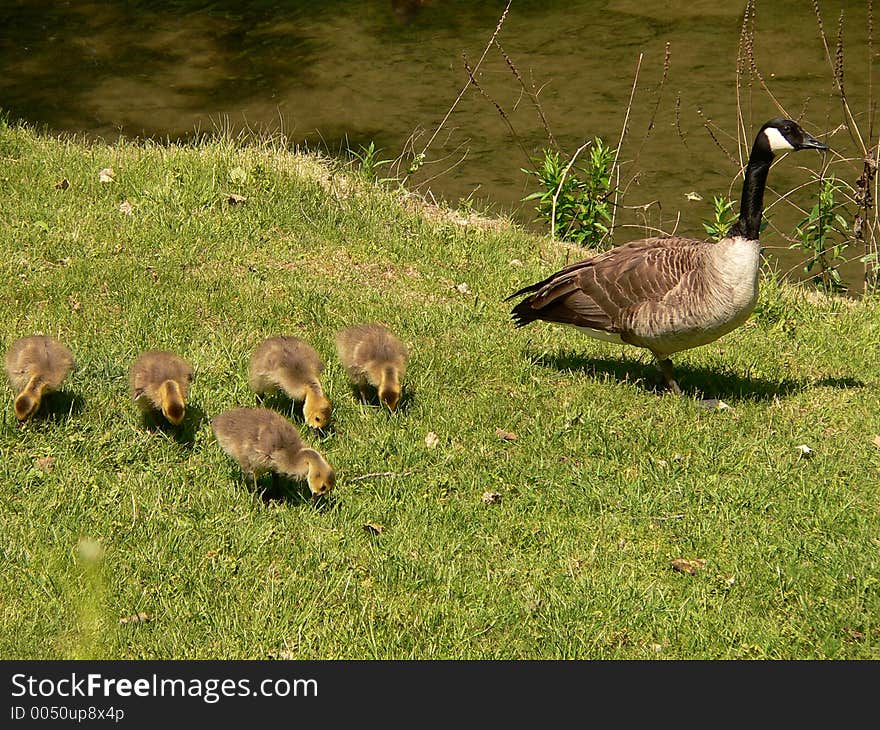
0, 0, 873, 285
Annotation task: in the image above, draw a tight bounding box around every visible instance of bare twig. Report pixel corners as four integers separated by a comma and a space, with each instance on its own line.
413, 145, 471, 191
697, 107, 738, 166
463, 54, 533, 164
870, 0, 875, 143
495, 40, 557, 150
674, 92, 687, 146
349, 471, 414, 482
608, 53, 643, 240
636, 42, 671, 157
812, 0, 865, 151
411, 0, 512, 176
550, 140, 592, 240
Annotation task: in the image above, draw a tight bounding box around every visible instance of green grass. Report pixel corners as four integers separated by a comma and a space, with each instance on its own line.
1, 117, 879, 659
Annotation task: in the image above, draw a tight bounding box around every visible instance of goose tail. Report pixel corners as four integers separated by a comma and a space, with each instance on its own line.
509, 295, 540, 328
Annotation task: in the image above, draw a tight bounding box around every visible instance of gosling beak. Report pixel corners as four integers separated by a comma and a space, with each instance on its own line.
797, 131, 829, 151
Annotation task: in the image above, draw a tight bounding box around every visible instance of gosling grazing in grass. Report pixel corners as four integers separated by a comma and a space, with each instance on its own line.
248, 336, 331, 431
335, 323, 408, 411
211, 407, 335, 497
5, 335, 74, 421
507, 117, 828, 398
129, 350, 193, 426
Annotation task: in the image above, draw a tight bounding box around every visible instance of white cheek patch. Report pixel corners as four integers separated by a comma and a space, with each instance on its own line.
764, 127, 795, 152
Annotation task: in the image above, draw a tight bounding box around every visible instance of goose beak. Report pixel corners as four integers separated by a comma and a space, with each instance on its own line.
797, 132, 829, 151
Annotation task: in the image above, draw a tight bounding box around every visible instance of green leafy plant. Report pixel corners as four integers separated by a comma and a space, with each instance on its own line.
791, 175, 850, 292
522, 138, 615, 249
702, 195, 738, 242
349, 141, 394, 183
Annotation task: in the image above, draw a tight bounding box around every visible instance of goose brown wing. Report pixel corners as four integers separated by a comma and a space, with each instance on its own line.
510, 236, 704, 331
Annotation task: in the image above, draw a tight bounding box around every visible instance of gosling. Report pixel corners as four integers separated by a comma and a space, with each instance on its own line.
211, 407, 335, 497
335, 323, 408, 411
5, 335, 74, 421
248, 336, 332, 431
129, 350, 193, 426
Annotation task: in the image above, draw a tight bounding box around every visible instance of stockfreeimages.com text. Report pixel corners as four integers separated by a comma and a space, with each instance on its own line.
10, 673, 317, 704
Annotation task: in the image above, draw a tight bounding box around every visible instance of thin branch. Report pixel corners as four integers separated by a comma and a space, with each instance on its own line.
463, 54, 533, 165
414, 1, 512, 163
812, 0, 866, 151
609, 53, 643, 240
349, 471, 414, 482
550, 140, 592, 240
635, 42, 671, 160
495, 40, 557, 150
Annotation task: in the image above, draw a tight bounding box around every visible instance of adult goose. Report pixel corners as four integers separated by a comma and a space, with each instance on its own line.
507, 117, 828, 397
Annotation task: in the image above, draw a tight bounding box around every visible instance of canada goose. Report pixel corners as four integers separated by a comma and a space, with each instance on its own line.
129, 350, 193, 426
211, 407, 336, 497
248, 336, 331, 430
507, 117, 828, 396
5, 335, 74, 420
335, 323, 408, 411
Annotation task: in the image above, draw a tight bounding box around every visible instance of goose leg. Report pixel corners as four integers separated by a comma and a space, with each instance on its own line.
658, 356, 725, 410
656, 358, 683, 396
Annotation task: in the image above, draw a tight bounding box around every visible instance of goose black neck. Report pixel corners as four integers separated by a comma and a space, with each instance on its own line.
726, 143, 774, 241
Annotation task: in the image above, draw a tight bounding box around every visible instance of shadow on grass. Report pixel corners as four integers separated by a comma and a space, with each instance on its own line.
39, 389, 86, 421
344, 383, 416, 414
527, 350, 835, 403
237, 472, 335, 510
814, 375, 865, 389
138, 402, 208, 448
3, 389, 85, 428
255, 392, 338, 438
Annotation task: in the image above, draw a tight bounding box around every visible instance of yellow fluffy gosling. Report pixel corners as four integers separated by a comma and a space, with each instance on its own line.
129, 350, 193, 426
335, 323, 408, 411
5, 335, 74, 421
211, 407, 335, 497
248, 336, 331, 430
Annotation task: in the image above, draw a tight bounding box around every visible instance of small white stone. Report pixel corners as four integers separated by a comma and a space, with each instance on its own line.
796, 444, 814, 458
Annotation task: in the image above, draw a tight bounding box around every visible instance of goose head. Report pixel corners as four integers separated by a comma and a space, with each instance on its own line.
303, 393, 332, 431
379, 382, 401, 412
307, 459, 336, 498
14, 385, 44, 421
159, 380, 186, 425
759, 118, 828, 155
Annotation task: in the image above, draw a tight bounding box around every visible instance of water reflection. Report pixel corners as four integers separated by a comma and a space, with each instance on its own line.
0, 0, 873, 285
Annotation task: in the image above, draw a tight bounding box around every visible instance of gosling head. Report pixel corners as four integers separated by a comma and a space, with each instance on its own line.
160, 380, 186, 426
13, 389, 42, 421
379, 384, 401, 412
303, 394, 332, 431
307, 461, 336, 498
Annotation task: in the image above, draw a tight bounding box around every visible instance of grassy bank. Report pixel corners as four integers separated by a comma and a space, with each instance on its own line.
1, 118, 878, 659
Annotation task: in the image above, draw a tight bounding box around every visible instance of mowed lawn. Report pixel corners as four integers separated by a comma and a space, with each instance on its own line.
1, 118, 878, 659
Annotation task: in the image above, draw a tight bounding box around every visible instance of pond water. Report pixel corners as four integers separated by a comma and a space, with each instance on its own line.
1, 0, 874, 288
